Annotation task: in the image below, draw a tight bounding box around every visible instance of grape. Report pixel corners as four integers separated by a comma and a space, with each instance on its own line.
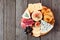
24, 26, 33, 34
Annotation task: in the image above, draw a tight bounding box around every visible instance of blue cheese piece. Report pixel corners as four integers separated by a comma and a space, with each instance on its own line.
22, 9, 30, 19
40, 20, 53, 33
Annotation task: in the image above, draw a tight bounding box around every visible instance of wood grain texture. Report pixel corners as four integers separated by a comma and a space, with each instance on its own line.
1, 0, 59, 40
41, 0, 52, 8
27, 0, 40, 40
0, 0, 3, 40
3, 0, 16, 40
52, 0, 59, 31
16, 0, 27, 40
41, 0, 53, 40
27, 35, 40, 40
27, 0, 40, 3
51, 0, 60, 40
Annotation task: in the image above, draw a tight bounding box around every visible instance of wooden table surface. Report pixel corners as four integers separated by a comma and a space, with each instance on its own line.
0, 0, 60, 40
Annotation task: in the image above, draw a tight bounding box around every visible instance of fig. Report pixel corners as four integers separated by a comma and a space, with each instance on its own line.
32, 11, 42, 21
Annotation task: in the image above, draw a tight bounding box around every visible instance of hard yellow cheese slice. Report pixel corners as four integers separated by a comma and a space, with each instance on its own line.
28, 3, 42, 13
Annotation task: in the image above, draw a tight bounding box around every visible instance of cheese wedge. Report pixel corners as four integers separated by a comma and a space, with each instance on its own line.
40, 20, 53, 34
22, 9, 30, 19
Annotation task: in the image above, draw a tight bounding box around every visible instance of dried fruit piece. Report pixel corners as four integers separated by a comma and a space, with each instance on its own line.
35, 22, 40, 27
44, 15, 53, 23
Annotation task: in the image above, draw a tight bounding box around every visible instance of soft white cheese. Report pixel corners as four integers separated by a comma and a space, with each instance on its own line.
40, 20, 53, 33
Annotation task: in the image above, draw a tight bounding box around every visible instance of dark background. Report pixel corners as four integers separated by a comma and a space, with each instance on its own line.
0, 0, 60, 40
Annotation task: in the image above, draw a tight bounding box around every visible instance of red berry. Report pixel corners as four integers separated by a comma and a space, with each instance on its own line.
35, 22, 40, 27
